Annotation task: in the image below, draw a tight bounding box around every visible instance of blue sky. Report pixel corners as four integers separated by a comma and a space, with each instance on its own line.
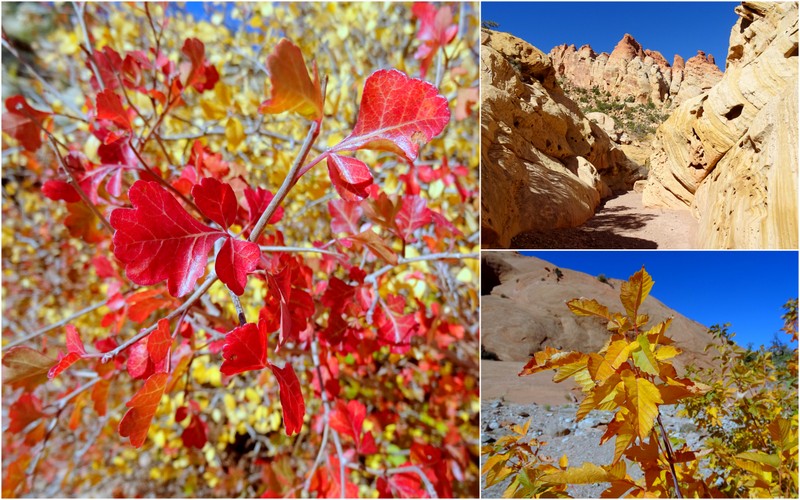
520, 251, 799, 349
482, 1, 740, 71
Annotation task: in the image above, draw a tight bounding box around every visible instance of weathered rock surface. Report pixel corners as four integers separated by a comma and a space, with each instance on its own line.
481, 252, 717, 373
643, 1, 798, 249
550, 33, 722, 107
481, 30, 641, 248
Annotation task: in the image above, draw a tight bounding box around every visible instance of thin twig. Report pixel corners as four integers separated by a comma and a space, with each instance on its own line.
657, 413, 683, 498
2, 300, 107, 352
259, 245, 340, 257
364, 252, 479, 284
73, 3, 105, 92
355, 464, 438, 498
249, 121, 320, 243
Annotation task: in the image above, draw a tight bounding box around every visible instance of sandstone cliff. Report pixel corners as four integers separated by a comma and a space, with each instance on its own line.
550, 34, 723, 107
481, 252, 718, 373
481, 30, 641, 248
642, 1, 798, 249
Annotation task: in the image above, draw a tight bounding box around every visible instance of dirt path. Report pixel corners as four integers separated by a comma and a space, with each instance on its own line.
512, 190, 697, 249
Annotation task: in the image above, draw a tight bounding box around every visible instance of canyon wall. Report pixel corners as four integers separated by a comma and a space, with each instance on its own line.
549, 34, 723, 106
643, 1, 798, 248
481, 30, 641, 248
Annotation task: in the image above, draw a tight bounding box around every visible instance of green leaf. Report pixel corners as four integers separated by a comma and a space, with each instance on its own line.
632, 334, 659, 375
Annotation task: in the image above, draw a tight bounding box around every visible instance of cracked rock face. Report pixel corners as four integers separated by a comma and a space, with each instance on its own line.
481, 30, 640, 248
643, 1, 798, 249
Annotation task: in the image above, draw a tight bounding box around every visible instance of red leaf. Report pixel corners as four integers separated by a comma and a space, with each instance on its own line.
8, 394, 44, 433
42, 180, 80, 203
329, 399, 375, 453
259, 38, 323, 121
90, 46, 123, 91
245, 186, 283, 226
119, 372, 168, 448
412, 3, 458, 77
110, 180, 225, 297
215, 237, 261, 296
65, 325, 87, 355
126, 288, 173, 323
91, 379, 110, 417
396, 195, 432, 241
175, 406, 189, 423
182, 413, 208, 449
268, 362, 305, 435
220, 320, 268, 376
192, 177, 238, 230
326, 154, 373, 201
127, 338, 152, 379
48, 352, 82, 379
331, 69, 449, 162
180, 38, 219, 93
2, 347, 55, 391
147, 318, 172, 365
96, 89, 131, 131
3, 95, 51, 152
328, 199, 363, 235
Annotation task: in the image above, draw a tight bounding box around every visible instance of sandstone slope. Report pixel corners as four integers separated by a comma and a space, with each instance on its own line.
550, 33, 723, 107
481, 30, 642, 248
642, 1, 798, 249
481, 252, 717, 374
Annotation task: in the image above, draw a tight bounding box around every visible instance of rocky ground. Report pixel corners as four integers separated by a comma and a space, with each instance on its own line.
481, 399, 707, 498
511, 190, 697, 249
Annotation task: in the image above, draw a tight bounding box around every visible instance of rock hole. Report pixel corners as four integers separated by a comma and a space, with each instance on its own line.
513, 119, 519, 128
725, 104, 744, 120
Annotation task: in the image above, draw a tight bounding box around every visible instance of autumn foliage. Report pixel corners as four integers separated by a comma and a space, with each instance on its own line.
482, 268, 799, 498
2, 2, 479, 497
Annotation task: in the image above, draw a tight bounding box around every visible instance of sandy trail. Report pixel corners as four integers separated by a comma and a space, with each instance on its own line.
512, 190, 697, 249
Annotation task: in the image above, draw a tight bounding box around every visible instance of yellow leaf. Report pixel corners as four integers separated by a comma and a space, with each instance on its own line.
614, 427, 634, 464
519, 348, 586, 377
622, 372, 662, 440
541, 462, 611, 484
632, 334, 659, 375
588, 353, 615, 384
567, 298, 610, 320
559, 454, 569, 469
604, 340, 632, 370
654, 345, 680, 361
225, 117, 245, 151
619, 267, 654, 319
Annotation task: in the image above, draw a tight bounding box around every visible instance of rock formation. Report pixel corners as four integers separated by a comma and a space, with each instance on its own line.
643, 1, 798, 249
550, 33, 723, 106
481, 29, 641, 248
481, 253, 718, 373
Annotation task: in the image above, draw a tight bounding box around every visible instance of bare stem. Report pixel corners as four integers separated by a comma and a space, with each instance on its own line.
364, 252, 479, 285
249, 120, 320, 243
259, 245, 340, 257
657, 413, 683, 498
73, 3, 105, 92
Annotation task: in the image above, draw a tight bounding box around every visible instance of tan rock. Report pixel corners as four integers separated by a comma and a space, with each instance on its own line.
481, 253, 719, 372
481, 30, 640, 248
643, 1, 798, 248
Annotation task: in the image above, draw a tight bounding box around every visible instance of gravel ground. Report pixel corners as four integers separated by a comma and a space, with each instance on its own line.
481, 400, 707, 498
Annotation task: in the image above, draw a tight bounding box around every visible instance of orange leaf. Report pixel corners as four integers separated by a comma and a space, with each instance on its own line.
92, 379, 111, 417
259, 39, 323, 121
147, 318, 172, 365
567, 298, 611, 320
2, 346, 54, 391
519, 347, 586, 377
119, 372, 168, 447
604, 339, 632, 370
349, 230, 398, 265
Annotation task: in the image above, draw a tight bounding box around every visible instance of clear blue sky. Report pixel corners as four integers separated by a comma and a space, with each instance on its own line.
520, 251, 799, 349
482, 1, 740, 71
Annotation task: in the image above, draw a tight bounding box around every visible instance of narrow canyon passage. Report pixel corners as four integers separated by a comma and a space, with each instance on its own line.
511, 190, 697, 249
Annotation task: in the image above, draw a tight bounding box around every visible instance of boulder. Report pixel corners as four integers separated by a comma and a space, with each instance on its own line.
481, 30, 640, 248
643, 1, 798, 248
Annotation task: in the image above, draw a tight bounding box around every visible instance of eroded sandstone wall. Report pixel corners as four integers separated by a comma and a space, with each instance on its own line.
643, 1, 798, 249
481, 30, 641, 248
549, 34, 722, 106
